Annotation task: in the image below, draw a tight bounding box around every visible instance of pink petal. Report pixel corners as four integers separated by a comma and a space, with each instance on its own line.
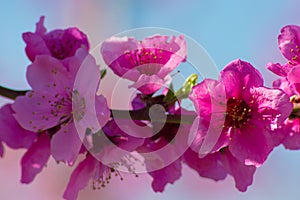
43, 28, 89, 60
131, 94, 146, 110
154, 35, 187, 78
273, 77, 296, 97
250, 86, 293, 124
229, 120, 272, 167
63, 154, 97, 200
266, 62, 293, 77
282, 118, 300, 150
21, 133, 51, 184
288, 65, 300, 94
102, 119, 145, 151
101, 36, 140, 77
51, 122, 82, 165
189, 79, 226, 118
129, 74, 167, 94
184, 148, 227, 181
220, 148, 256, 192
35, 16, 47, 35
12, 92, 69, 132
95, 95, 111, 128
72, 51, 110, 133
220, 59, 263, 99
26, 55, 72, 93
149, 159, 182, 192
189, 79, 228, 156
0, 104, 36, 149
278, 25, 300, 63
22, 32, 51, 62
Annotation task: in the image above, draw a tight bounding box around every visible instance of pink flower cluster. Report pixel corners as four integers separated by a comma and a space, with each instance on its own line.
0, 16, 298, 200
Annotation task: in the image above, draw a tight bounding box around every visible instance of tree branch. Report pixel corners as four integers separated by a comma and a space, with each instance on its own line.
0, 85, 27, 100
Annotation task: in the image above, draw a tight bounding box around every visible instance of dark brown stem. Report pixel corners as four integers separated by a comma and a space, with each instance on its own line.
111, 108, 196, 124
0, 86, 27, 100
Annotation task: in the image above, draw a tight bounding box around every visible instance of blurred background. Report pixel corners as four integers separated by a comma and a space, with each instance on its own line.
1, 0, 300, 199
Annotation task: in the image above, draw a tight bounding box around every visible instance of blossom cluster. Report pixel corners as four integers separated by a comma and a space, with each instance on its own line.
0, 17, 299, 200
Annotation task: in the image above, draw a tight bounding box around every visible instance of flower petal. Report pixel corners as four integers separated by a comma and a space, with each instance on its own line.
278, 25, 300, 63
184, 148, 227, 181
266, 62, 293, 77
63, 154, 97, 200
149, 159, 182, 192
229, 120, 272, 167
250, 86, 292, 124
143, 35, 187, 78
101, 36, 140, 77
282, 118, 300, 150
0, 104, 36, 149
21, 133, 51, 184
129, 74, 167, 95
220, 59, 263, 99
12, 92, 69, 132
26, 55, 73, 93
220, 148, 256, 192
22, 32, 51, 62
287, 65, 300, 94
51, 122, 82, 165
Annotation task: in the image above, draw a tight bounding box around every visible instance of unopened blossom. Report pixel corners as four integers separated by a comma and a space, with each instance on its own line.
101, 35, 187, 94
189, 59, 292, 167
23, 16, 89, 61
12, 49, 110, 165
267, 25, 300, 77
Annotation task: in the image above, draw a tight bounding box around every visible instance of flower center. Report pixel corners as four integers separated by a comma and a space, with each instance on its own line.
124, 48, 172, 75
225, 97, 252, 128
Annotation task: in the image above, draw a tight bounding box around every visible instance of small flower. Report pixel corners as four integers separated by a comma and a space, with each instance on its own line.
23, 16, 89, 61
64, 119, 144, 200
273, 76, 300, 150
267, 25, 300, 77
189, 59, 292, 167
101, 35, 187, 94
12, 49, 110, 165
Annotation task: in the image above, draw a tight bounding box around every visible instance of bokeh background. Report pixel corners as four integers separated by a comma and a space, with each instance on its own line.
1, 0, 300, 199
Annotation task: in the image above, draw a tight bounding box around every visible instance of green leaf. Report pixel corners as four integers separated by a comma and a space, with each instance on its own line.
175, 74, 198, 99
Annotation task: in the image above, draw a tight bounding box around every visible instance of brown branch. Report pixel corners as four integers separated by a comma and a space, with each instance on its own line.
0, 85, 27, 100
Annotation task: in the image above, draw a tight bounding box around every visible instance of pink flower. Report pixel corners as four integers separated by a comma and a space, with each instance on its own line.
101, 35, 187, 94
12, 49, 110, 165
64, 119, 144, 200
23, 16, 89, 61
273, 72, 300, 150
267, 25, 300, 77
189, 59, 292, 167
